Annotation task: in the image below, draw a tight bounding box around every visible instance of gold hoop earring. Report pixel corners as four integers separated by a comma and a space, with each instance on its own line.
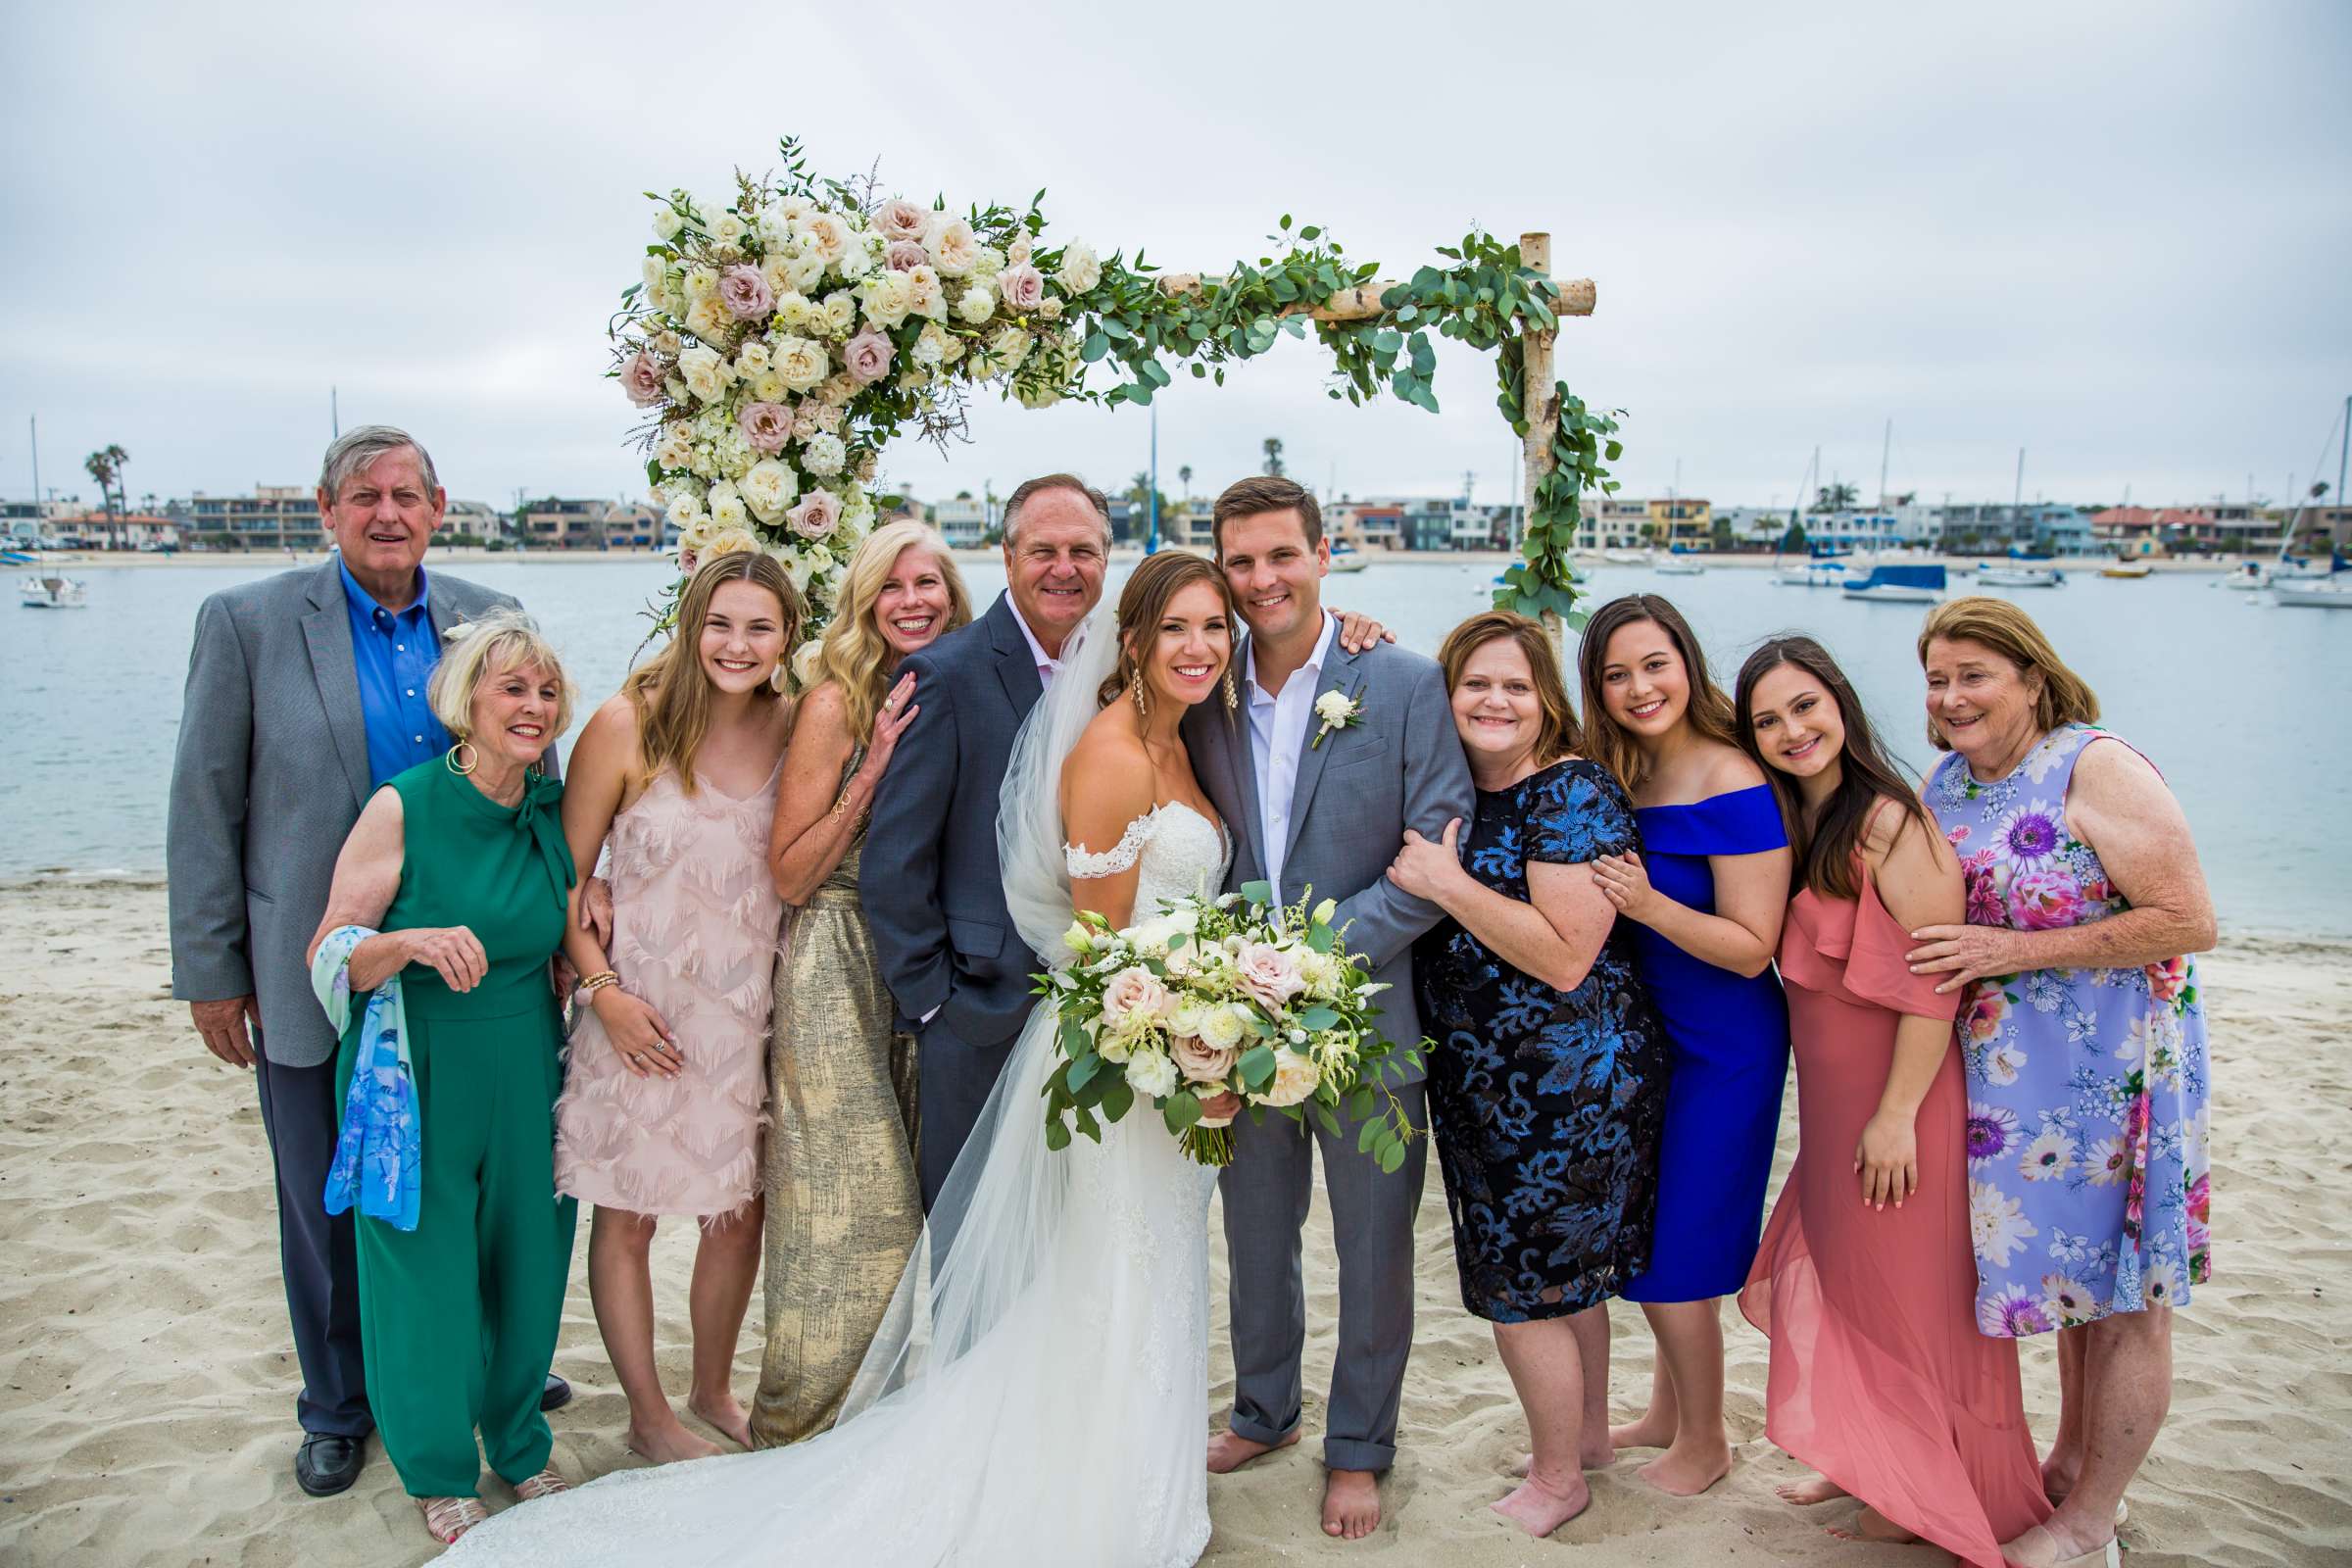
446, 741, 477, 777
1129, 670, 1149, 719
1222, 666, 1239, 711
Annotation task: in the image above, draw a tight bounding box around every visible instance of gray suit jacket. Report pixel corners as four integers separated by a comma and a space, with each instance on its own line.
860, 592, 1046, 1052
1183, 633, 1474, 1078
167, 560, 524, 1067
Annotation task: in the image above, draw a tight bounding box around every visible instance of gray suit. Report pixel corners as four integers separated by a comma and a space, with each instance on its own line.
1183, 632, 1474, 1473
861, 592, 1048, 1209
166, 558, 522, 1436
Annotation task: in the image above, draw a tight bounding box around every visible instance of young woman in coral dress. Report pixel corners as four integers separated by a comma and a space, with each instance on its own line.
1733, 635, 2050, 1568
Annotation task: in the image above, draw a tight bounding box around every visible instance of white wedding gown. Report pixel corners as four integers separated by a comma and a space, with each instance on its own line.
448, 798, 1230, 1568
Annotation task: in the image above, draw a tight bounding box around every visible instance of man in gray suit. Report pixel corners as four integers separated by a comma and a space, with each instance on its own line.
167, 425, 566, 1498
861, 473, 1110, 1210
1182, 475, 1474, 1542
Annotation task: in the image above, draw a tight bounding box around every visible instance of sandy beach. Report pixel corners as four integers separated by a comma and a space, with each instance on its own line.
3, 879, 2347, 1567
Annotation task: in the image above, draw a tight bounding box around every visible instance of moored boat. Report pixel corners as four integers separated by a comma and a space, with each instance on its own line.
1328, 542, 1369, 573
2273, 580, 2352, 609
1841, 563, 1946, 603
19, 573, 88, 609
2100, 559, 2153, 579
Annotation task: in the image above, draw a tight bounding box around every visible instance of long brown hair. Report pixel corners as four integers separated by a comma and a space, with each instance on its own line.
1437, 611, 1583, 765
1735, 635, 1934, 902
622, 551, 801, 794
1575, 593, 1738, 791
1097, 551, 1236, 712
1915, 596, 2100, 750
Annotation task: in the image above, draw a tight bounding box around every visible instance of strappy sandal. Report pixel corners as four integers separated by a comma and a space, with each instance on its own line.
420, 1494, 489, 1544
513, 1468, 568, 1501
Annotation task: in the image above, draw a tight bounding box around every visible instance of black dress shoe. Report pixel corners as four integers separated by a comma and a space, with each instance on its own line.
540, 1372, 572, 1412
294, 1432, 366, 1497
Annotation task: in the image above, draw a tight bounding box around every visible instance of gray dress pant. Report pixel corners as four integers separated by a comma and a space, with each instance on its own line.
253, 1051, 373, 1438
1217, 1080, 1429, 1472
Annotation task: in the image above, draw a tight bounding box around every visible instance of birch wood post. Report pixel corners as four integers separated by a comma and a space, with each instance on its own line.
1517, 231, 1566, 662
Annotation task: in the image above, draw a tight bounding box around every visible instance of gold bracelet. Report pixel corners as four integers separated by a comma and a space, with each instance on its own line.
578, 971, 620, 997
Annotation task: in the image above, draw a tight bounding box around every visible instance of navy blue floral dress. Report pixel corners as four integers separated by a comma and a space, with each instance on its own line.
1413, 758, 1672, 1322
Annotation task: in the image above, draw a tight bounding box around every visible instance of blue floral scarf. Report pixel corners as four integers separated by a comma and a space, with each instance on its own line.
313, 925, 422, 1231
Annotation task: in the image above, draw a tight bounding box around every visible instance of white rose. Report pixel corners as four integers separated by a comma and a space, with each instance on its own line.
1125, 1047, 1178, 1101
760, 254, 797, 299
926, 217, 980, 276
1005, 235, 1033, 267
1167, 1001, 1209, 1040
641, 255, 666, 292
905, 265, 947, 320
1257, 1047, 1321, 1108
1096, 1024, 1134, 1064
801, 431, 847, 478
751, 369, 789, 404
784, 246, 826, 293
654, 423, 696, 471
666, 494, 706, 534
738, 458, 799, 524
771, 335, 830, 393
789, 636, 825, 689
710, 210, 748, 251
859, 272, 914, 330
1055, 239, 1102, 294
708, 486, 749, 533
734, 339, 771, 377
956, 282, 997, 324
1315, 691, 1355, 726
795, 211, 850, 266
683, 264, 718, 300
987, 324, 1032, 373
684, 293, 733, 349
676, 343, 730, 403
1197, 1004, 1248, 1053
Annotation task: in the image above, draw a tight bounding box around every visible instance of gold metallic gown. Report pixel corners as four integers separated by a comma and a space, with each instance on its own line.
749, 780, 922, 1446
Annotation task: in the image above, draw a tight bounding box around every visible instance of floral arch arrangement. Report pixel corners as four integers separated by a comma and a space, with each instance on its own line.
613, 136, 1617, 677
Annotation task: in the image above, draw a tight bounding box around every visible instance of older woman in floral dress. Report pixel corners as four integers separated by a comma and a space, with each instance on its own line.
1907, 598, 2215, 1568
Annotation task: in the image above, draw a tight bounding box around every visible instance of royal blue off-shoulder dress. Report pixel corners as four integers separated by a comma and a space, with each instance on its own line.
1619, 783, 1791, 1303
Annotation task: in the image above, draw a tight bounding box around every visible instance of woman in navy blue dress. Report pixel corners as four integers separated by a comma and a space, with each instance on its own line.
1390, 612, 1671, 1539
1576, 595, 1792, 1497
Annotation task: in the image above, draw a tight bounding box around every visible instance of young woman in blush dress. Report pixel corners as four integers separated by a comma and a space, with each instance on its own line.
1386, 612, 1670, 1539
1733, 635, 2050, 1567
754, 521, 970, 1446
1574, 594, 1791, 1497
554, 552, 799, 1462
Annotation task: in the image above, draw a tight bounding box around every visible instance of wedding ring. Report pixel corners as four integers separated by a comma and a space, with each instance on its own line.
884, 698, 898, 711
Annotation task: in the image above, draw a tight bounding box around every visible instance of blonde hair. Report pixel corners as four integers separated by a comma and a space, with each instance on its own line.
1916, 596, 2100, 750
1437, 611, 1584, 766
429, 609, 575, 743
816, 521, 972, 740
621, 551, 800, 793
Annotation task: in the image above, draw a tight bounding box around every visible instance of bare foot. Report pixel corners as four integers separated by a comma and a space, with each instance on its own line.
687, 1392, 754, 1449
1322, 1468, 1382, 1540
1776, 1474, 1849, 1506
1636, 1437, 1731, 1496
1827, 1505, 1919, 1544
1608, 1412, 1676, 1451
1491, 1473, 1591, 1538
1206, 1427, 1298, 1474
626, 1417, 724, 1464
1509, 1441, 1613, 1479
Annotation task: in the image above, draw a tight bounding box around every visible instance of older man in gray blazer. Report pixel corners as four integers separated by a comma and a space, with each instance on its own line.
1183, 476, 1474, 1542
861, 474, 1112, 1211
167, 425, 565, 1499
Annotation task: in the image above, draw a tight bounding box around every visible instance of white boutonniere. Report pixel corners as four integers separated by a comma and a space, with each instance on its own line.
1310, 690, 1363, 750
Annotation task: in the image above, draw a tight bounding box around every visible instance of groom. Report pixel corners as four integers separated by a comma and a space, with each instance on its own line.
1184, 476, 1474, 1540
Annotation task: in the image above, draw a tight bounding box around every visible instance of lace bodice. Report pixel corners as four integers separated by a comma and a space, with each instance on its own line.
1064, 802, 1231, 911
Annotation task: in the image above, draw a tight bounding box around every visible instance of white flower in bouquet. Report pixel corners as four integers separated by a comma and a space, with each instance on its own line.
770, 291, 812, 331
676, 343, 731, 403
789, 637, 826, 689
956, 282, 997, 325
987, 323, 1033, 373
734, 339, 772, 377
1295, 947, 1343, 998
927, 217, 980, 276
906, 265, 948, 320
801, 431, 848, 478
779, 550, 816, 594
704, 525, 760, 561
755, 211, 792, 251
859, 272, 915, 330
1006, 234, 1033, 268
1038, 297, 1064, 322
654, 423, 696, 471
771, 335, 829, 393
1197, 1003, 1249, 1053
684, 264, 719, 300
818, 291, 858, 337
784, 245, 826, 293
834, 241, 874, 282
666, 494, 707, 536
1055, 239, 1102, 295
1126, 1047, 1178, 1100
1258, 1047, 1322, 1107
641, 255, 667, 293
910, 321, 951, 369
750, 368, 789, 404
795, 211, 851, 267
1167, 1000, 1209, 1040
813, 399, 847, 434
684, 294, 733, 350
1235, 941, 1307, 1010
1060, 919, 1095, 958
1171, 1033, 1239, 1086
759, 254, 798, 300
1099, 966, 1171, 1031
970, 244, 1005, 281
653, 327, 683, 358
708, 485, 750, 533
739, 459, 799, 523
709, 209, 749, 252
652, 205, 684, 242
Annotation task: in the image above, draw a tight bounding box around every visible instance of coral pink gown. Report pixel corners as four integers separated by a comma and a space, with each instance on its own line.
1739, 867, 2050, 1567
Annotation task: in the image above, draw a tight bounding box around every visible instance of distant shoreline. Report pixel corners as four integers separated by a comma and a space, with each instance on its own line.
26, 547, 2255, 573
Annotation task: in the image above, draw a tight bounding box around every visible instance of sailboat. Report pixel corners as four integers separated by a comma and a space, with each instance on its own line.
1979, 546, 2067, 588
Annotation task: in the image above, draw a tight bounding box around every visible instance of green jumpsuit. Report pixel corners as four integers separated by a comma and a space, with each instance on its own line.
336, 756, 578, 1498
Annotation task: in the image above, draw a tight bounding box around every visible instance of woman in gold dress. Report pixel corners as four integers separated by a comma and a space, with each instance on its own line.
753, 520, 972, 1445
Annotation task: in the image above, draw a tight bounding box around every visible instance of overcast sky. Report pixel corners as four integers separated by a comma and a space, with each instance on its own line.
7, 1, 2348, 515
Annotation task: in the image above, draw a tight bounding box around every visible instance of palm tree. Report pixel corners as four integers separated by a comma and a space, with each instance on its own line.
1178, 464, 1193, 499
1261, 437, 1286, 478
1814, 480, 1859, 513
84, 444, 128, 522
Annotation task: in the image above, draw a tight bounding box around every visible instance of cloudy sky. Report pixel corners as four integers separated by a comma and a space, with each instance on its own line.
7, 0, 2347, 515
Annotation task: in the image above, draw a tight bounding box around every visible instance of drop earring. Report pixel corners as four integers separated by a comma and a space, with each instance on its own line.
1222, 667, 1239, 711
1129, 669, 1149, 719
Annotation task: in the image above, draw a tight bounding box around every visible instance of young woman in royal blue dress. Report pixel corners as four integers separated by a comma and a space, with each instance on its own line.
1575, 594, 1792, 1497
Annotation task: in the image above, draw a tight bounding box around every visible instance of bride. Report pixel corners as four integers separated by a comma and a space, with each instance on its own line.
450, 550, 1239, 1566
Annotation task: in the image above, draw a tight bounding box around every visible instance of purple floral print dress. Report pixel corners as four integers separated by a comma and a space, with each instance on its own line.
1930, 723, 2212, 1338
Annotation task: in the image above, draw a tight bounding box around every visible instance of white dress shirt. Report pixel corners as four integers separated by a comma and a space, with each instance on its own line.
1245, 612, 1338, 905
1008, 599, 1063, 690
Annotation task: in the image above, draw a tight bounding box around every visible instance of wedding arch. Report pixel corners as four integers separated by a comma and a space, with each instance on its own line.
612, 136, 1617, 674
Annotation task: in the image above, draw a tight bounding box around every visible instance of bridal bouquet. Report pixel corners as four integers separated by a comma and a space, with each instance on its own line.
1038, 883, 1425, 1168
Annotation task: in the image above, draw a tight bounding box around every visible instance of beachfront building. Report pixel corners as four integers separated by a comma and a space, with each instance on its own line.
600, 502, 663, 550
1574, 497, 1651, 552
443, 499, 508, 544
1648, 497, 1712, 550
2090, 505, 2285, 557
1931, 502, 2092, 556
185, 484, 321, 551
1326, 499, 1405, 552
930, 492, 991, 548
52, 512, 186, 551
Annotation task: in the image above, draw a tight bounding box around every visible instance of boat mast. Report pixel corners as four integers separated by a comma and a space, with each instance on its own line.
28, 415, 39, 516
1878, 416, 1891, 508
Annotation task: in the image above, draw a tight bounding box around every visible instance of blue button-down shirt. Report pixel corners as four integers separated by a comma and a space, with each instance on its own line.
340, 562, 452, 787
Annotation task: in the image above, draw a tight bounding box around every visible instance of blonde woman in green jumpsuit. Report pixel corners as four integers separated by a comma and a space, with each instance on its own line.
308, 612, 579, 1546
